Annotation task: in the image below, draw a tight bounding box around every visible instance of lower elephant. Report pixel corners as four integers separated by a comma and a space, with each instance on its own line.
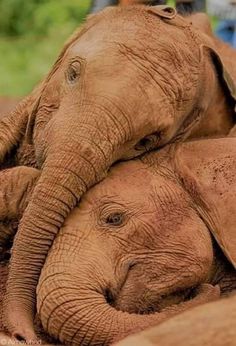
0, 168, 218, 344
1, 137, 236, 345
37, 137, 236, 345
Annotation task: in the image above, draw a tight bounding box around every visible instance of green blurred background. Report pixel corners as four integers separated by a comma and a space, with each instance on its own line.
0, 0, 182, 96
0, 0, 91, 96
0, 0, 214, 96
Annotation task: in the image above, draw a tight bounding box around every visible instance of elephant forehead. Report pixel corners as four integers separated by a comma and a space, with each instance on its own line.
84, 160, 170, 206
68, 7, 179, 59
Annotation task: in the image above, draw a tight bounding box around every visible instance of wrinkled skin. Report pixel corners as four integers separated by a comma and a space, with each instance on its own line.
1, 138, 236, 345
0, 162, 224, 344
115, 293, 236, 346
0, 168, 58, 345
36, 137, 236, 345
0, 260, 218, 346
0, 261, 58, 346
0, 168, 220, 346
1, 6, 236, 341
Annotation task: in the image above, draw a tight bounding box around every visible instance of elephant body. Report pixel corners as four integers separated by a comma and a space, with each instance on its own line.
0, 137, 236, 345
0, 5, 236, 341
115, 293, 236, 346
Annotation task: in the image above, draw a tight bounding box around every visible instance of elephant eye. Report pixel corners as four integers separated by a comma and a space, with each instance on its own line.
66, 61, 81, 84
135, 132, 161, 152
105, 212, 125, 227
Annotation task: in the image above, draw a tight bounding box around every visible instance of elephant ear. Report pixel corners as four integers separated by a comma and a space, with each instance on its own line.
187, 13, 214, 38
148, 5, 177, 19
188, 13, 236, 109
175, 138, 236, 268
201, 44, 236, 111
0, 86, 42, 163
148, 8, 236, 116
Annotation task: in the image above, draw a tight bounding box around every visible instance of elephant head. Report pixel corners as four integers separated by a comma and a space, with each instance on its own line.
37, 137, 236, 345
2, 6, 236, 341
0, 165, 218, 345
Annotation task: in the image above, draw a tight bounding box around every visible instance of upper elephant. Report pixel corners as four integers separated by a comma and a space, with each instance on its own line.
1, 5, 236, 342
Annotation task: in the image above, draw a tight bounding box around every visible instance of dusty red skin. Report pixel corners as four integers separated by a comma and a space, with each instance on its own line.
0, 255, 220, 346
0, 166, 220, 346
0, 139, 235, 345
0, 262, 8, 332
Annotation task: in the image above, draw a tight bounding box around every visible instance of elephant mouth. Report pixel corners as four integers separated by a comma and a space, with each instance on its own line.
104, 288, 116, 307
140, 287, 196, 314
104, 271, 196, 315
112, 287, 196, 315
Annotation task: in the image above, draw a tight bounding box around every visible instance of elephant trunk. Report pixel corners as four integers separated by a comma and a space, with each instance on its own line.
37, 259, 215, 345
36, 229, 214, 346
37, 260, 166, 346
38, 273, 144, 346
4, 109, 117, 342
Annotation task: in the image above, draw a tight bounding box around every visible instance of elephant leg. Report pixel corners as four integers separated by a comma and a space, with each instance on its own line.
0, 167, 40, 253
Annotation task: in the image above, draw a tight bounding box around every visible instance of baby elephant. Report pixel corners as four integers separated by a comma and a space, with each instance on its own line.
1, 138, 236, 345
0, 168, 218, 345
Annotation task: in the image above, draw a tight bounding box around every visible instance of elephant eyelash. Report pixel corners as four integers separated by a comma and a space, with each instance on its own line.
105, 212, 125, 227
66, 61, 81, 84
99, 208, 128, 229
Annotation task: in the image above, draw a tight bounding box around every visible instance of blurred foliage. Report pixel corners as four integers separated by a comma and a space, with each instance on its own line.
0, 0, 90, 37
0, 0, 215, 96
0, 0, 90, 96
